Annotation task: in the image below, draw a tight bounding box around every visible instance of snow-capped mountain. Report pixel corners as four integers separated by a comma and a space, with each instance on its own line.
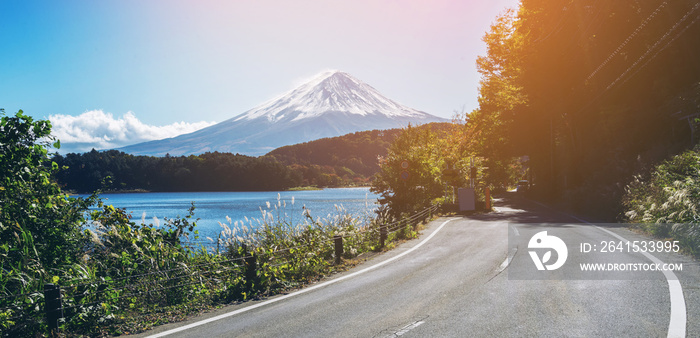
118, 71, 448, 156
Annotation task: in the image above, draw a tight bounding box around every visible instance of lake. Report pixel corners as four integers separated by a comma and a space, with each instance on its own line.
89, 187, 380, 240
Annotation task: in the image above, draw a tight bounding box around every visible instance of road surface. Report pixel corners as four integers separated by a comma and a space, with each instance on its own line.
135, 195, 700, 337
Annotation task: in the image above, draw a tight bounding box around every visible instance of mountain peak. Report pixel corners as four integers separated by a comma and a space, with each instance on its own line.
314, 70, 363, 93
316, 69, 345, 79
312, 69, 349, 81
234, 70, 427, 123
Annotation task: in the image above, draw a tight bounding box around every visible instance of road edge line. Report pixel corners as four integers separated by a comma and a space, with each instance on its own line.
527, 197, 686, 338
568, 215, 687, 338
146, 217, 458, 337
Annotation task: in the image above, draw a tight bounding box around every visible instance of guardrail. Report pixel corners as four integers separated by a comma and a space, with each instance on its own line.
0, 204, 439, 336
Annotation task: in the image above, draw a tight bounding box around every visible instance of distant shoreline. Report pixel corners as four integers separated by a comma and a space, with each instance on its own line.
66, 185, 372, 195
286, 186, 323, 191
288, 185, 372, 191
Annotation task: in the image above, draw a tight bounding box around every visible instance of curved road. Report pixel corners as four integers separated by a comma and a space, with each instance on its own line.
136, 195, 699, 337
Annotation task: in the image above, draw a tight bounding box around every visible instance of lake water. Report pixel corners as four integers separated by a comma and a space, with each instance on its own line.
90, 187, 380, 239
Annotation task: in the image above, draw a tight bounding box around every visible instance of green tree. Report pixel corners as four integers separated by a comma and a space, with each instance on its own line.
371, 125, 444, 217
0, 110, 94, 289
459, 8, 527, 191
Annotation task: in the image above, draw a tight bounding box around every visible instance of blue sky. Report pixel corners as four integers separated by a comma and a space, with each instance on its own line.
1, 0, 520, 153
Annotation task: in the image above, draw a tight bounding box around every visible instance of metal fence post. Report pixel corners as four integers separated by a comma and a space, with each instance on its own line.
44, 283, 63, 332
334, 235, 343, 264
244, 252, 257, 289
379, 225, 387, 249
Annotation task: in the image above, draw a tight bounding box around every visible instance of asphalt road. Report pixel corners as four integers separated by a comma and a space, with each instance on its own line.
136, 194, 700, 337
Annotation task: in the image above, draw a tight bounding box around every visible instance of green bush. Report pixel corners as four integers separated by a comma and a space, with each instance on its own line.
624, 148, 700, 224
623, 147, 700, 256
0, 110, 95, 281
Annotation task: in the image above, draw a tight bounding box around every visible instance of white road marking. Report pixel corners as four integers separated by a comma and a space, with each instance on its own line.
146, 218, 459, 337
499, 247, 518, 272
569, 215, 687, 338
526, 199, 686, 337
498, 225, 519, 272
395, 320, 425, 336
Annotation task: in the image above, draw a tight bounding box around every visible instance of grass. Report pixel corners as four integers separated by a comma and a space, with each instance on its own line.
623, 147, 700, 258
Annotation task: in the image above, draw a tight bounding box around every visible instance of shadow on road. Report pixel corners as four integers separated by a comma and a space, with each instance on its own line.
460, 192, 626, 227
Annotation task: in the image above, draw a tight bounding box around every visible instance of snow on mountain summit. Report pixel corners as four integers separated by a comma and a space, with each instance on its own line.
118, 70, 447, 156
235, 70, 429, 122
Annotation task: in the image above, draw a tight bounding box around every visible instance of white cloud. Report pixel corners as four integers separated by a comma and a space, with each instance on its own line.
49, 110, 216, 154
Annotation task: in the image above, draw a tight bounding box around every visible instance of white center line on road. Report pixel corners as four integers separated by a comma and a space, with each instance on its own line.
146, 218, 459, 338
395, 320, 425, 336
498, 247, 518, 272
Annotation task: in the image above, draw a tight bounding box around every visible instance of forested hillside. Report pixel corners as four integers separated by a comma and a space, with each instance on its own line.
267, 129, 401, 178
268, 123, 452, 182
53, 150, 300, 192
466, 0, 700, 219
52, 124, 451, 192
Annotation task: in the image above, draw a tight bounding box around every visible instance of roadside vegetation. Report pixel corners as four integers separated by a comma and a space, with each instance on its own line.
0, 109, 434, 337
623, 146, 700, 258
369, 119, 521, 218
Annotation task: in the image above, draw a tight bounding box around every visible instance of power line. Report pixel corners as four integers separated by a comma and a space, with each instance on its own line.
571, 2, 700, 116
532, 5, 571, 44
611, 4, 700, 90
586, 2, 668, 82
